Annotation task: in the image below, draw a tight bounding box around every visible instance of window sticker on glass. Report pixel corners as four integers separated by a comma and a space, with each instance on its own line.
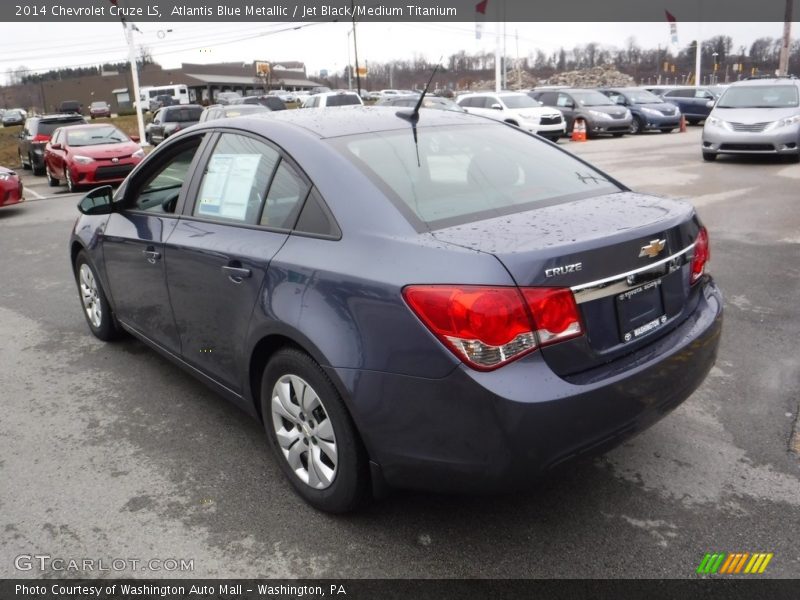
198, 154, 262, 221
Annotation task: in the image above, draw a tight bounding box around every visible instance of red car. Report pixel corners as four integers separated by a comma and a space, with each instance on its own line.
0, 166, 24, 208
44, 124, 144, 192
89, 101, 112, 119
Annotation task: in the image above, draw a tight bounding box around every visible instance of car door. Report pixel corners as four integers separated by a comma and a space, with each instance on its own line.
165, 131, 310, 393
45, 129, 65, 180
555, 92, 577, 129
149, 110, 166, 144
101, 133, 209, 353
663, 89, 694, 116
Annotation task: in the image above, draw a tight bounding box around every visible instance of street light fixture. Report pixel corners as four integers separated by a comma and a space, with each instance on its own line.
711, 52, 719, 84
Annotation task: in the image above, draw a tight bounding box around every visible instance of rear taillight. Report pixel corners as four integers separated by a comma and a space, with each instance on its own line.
690, 227, 709, 284
403, 285, 583, 371
32, 134, 50, 142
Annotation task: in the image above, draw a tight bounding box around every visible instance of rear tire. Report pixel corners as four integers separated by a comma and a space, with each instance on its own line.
687, 119, 700, 126
31, 153, 44, 176
660, 128, 674, 133
612, 132, 625, 137
261, 349, 370, 513
702, 151, 717, 162
19, 150, 30, 170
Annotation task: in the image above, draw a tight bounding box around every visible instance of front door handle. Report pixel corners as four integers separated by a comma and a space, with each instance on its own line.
222, 265, 252, 283
142, 247, 161, 264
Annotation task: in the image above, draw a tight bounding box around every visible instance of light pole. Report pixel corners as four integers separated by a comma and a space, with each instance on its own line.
711, 52, 719, 84
346, 27, 353, 90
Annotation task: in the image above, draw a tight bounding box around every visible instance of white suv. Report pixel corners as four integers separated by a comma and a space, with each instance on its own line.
456, 92, 566, 141
302, 91, 363, 109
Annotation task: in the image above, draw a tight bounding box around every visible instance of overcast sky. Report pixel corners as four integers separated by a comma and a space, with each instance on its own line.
0, 21, 796, 84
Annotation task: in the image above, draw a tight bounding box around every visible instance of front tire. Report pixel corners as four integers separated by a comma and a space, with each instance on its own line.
66, 168, 78, 193
19, 150, 30, 170
660, 128, 674, 133
74, 251, 121, 341
261, 349, 369, 513
630, 116, 644, 134
46, 165, 59, 187
702, 151, 717, 162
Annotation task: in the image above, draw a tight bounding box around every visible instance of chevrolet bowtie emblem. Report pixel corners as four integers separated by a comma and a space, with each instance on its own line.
639, 239, 666, 258
111, 157, 119, 163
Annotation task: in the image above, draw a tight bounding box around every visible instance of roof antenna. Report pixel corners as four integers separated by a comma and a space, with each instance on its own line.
397, 59, 441, 122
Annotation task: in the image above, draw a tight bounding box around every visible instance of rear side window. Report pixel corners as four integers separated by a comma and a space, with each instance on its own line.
165, 107, 203, 122
260, 160, 310, 229
193, 133, 279, 224
325, 94, 361, 107
332, 123, 621, 230
294, 188, 341, 238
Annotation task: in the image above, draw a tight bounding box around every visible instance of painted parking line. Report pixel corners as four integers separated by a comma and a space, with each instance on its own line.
24, 187, 45, 200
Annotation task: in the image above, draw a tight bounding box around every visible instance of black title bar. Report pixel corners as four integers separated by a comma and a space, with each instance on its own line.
2, 0, 798, 22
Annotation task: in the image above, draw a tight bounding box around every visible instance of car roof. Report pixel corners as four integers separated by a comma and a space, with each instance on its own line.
729, 77, 800, 88
199, 105, 488, 139
33, 113, 86, 122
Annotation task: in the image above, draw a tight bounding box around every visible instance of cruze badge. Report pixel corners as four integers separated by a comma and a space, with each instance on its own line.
639, 239, 666, 258
545, 262, 582, 277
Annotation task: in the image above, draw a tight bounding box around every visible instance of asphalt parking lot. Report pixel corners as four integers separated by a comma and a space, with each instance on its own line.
1, 127, 798, 579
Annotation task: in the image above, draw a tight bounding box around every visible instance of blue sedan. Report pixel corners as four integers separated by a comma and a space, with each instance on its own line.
69, 106, 722, 512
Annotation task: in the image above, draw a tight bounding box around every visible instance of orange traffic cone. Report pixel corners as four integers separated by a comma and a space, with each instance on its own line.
571, 118, 587, 142
679, 115, 687, 133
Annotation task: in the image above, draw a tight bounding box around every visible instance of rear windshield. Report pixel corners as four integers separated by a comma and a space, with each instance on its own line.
331, 123, 620, 229
716, 85, 799, 108
90, 102, 107, 108
165, 107, 203, 122
37, 119, 83, 136
326, 94, 361, 107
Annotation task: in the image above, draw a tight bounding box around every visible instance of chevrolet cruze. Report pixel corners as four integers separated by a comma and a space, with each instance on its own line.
69, 106, 722, 512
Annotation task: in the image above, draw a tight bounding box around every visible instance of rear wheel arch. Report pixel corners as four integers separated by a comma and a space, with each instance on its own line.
248, 332, 349, 423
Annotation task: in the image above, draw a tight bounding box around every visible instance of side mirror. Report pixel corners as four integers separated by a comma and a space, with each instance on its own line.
129, 135, 140, 143
50, 143, 62, 150
615, 97, 626, 105
491, 103, 503, 110
77, 186, 115, 215
706, 100, 715, 109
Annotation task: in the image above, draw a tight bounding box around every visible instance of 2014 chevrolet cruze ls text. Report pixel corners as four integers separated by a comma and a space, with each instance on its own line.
69, 106, 722, 512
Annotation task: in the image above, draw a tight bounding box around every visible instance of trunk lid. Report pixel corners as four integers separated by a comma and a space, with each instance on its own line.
431, 191, 704, 375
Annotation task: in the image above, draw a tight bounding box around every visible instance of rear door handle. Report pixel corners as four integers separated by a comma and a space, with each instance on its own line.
142, 247, 161, 263
222, 265, 251, 282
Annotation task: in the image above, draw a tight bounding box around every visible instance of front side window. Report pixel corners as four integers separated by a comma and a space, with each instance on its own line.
130, 138, 204, 213
193, 133, 279, 224
332, 123, 620, 230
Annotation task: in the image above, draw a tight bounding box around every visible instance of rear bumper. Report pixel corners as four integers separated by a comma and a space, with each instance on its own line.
332, 279, 722, 493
